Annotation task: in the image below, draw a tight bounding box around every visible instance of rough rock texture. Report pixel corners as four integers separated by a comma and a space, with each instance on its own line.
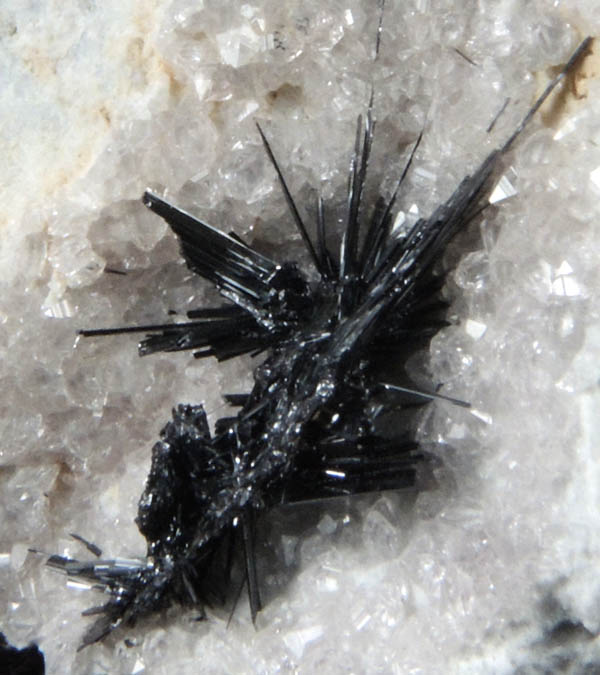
1, 1, 599, 673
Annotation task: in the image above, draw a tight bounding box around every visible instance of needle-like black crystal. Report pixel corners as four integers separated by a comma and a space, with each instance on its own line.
50, 37, 592, 649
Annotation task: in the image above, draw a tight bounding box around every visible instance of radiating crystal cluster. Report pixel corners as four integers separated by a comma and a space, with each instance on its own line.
1, 1, 599, 673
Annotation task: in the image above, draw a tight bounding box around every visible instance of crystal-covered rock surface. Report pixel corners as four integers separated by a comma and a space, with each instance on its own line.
1, 1, 599, 672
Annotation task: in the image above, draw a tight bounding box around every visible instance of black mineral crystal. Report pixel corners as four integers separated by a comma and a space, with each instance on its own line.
48, 36, 592, 650
0, 633, 45, 675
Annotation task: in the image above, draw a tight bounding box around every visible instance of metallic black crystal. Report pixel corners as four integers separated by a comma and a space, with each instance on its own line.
51, 37, 592, 649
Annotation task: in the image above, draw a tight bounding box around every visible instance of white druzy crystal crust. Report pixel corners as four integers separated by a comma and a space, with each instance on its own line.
1, 1, 599, 673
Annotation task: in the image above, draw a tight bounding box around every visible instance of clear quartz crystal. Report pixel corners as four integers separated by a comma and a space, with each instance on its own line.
1, 1, 599, 673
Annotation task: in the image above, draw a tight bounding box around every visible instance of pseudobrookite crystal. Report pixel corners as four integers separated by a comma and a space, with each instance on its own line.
1, 2, 599, 673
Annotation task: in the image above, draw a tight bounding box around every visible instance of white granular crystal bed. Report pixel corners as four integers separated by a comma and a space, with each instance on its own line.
1, 1, 600, 673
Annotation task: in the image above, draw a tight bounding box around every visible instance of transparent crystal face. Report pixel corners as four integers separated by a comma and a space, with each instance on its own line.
1, 1, 600, 673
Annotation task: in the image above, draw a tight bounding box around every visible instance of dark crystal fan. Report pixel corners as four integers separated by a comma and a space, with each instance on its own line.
48, 37, 592, 649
